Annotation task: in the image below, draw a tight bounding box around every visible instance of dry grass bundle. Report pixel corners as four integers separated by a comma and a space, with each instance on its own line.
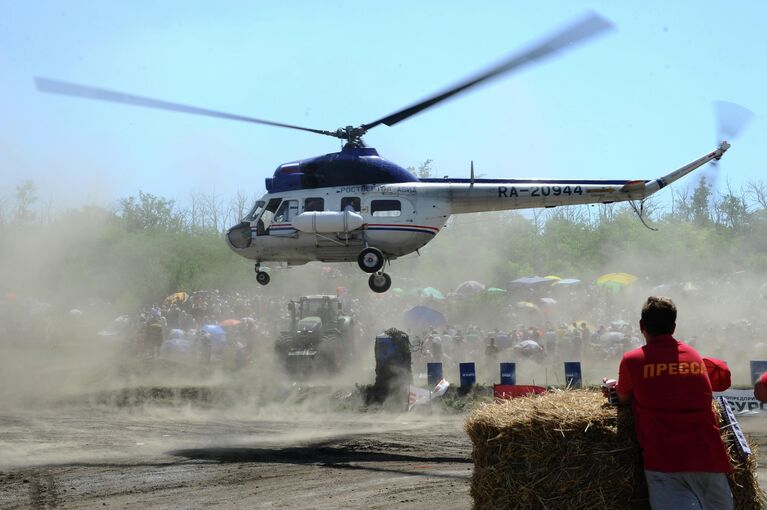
718, 401, 765, 510
465, 390, 765, 510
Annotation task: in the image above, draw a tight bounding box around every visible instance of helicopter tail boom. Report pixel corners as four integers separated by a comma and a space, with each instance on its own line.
417, 143, 729, 215
641, 141, 730, 195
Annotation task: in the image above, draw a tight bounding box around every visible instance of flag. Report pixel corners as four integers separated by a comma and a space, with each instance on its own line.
408, 378, 450, 410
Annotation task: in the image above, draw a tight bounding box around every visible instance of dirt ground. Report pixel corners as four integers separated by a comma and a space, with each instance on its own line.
0, 396, 764, 510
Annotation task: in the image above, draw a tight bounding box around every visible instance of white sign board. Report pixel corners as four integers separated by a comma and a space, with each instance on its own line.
714, 389, 765, 415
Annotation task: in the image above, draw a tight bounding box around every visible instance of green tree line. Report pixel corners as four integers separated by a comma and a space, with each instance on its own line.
2, 174, 766, 311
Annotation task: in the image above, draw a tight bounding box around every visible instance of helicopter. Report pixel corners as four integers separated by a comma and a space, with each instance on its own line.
36, 12, 733, 293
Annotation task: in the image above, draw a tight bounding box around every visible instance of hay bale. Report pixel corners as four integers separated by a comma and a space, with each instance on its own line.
465, 390, 765, 510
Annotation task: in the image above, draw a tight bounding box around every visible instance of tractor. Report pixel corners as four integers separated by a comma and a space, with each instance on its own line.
274, 295, 355, 375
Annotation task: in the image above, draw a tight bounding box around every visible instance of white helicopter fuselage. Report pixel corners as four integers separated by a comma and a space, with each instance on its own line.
227, 141, 728, 268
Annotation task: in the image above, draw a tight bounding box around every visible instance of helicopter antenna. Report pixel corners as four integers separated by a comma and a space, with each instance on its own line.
628, 199, 658, 231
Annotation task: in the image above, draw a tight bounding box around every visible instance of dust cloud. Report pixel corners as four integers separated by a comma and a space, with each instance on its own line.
1, 198, 766, 469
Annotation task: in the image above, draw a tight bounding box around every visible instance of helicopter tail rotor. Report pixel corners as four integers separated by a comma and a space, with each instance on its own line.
703, 100, 755, 190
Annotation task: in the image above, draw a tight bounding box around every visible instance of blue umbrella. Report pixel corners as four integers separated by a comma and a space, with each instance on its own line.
508, 276, 553, 287
404, 306, 447, 330
201, 324, 225, 335
554, 278, 582, 286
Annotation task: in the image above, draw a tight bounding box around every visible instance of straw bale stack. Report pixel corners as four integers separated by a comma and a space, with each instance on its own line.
465, 390, 764, 510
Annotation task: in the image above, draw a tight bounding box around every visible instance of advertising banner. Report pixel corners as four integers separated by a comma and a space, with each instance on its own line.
750, 360, 767, 385
427, 362, 443, 387
500, 363, 516, 385
459, 362, 476, 388
493, 384, 546, 400
714, 389, 765, 414
564, 361, 582, 388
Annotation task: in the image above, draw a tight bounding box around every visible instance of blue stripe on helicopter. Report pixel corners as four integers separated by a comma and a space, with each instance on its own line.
366, 226, 437, 236
419, 178, 645, 185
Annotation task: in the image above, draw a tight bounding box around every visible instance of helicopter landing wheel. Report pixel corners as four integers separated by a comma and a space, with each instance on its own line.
358, 247, 384, 273
256, 271, 270, 286
368, 272, 391, 293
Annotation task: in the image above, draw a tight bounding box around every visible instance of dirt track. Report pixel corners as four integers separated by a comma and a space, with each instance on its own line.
0, 398, 764, 509
0, 401, 474, 510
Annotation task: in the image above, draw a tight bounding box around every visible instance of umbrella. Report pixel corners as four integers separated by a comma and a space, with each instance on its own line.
597, 273, 638, 293
513, 340, 544, 355
404, 306, 447, 330
456, 281, 485, 296
544, 275, 561, 280
598, 331, 625, 344
508, 276, 554, 287
219, 319, 242, 328
597, 273, 638, 286
201, 324, 226, 336
540, 297, 557, 305
554, 278, 581, 286
486, 287, 507, 295
163, 292, 189, 306
160, 337, 193, 360
420, 287, 445, 300
516, 301, 541, 312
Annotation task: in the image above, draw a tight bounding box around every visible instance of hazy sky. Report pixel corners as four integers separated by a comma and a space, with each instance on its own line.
2, 1, 765, 211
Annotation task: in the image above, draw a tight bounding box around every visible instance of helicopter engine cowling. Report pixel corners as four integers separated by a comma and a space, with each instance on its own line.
292, 211, 364, 234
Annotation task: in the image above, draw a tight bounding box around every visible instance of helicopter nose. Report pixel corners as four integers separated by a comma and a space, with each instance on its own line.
226, 221, 252, 249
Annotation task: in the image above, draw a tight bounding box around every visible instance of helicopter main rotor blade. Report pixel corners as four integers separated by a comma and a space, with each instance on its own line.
35, 77, 336, 137
361, 11, 613, 131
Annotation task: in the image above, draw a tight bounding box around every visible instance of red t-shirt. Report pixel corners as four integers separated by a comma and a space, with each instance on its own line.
617, 335, 731, 473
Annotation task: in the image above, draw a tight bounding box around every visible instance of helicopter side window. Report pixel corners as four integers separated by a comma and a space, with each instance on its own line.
304, 197, 324, 212
274, 200, 299, 223
371, 199, 401, 217
340, 197, 360, 212
245, 200, 265, 221
256, 198, 282, 235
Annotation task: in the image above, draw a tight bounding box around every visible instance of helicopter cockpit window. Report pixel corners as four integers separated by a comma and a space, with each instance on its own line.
256, 198, 282, 235
304, 197, 324, 212
371, 199, 401, 217
274, 200, 299, 223
245, 200, 265, 221
341, 197, 360, 212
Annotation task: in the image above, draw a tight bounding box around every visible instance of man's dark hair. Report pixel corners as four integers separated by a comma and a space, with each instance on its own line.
641, 296, 677, 336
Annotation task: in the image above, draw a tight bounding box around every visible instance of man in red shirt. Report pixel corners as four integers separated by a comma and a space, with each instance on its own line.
615, 296, 732, 510
755, 371, 767, 402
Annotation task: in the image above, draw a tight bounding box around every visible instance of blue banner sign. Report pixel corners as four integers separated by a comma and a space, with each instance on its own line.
427, 362, 443, 387
564, 361, 582, 388
500, 362, 516, 385
750, 360, 767, 385
459, 362, 476, 388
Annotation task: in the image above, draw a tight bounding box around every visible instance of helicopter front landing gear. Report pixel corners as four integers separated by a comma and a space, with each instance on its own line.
368, 272, 392, 293
357, 247, 384, 273
254, 263, 270, 286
